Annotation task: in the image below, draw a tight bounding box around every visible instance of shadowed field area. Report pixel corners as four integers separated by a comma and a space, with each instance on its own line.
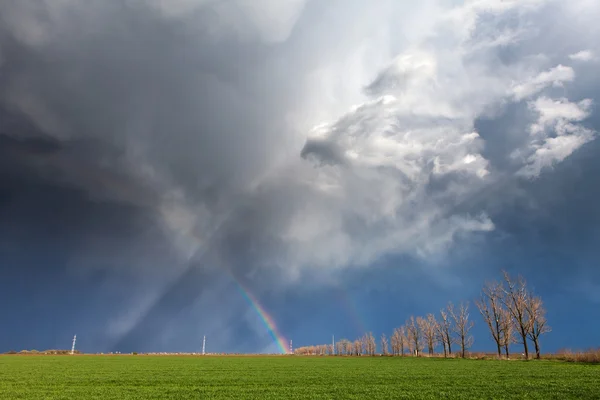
1, 355, 599, 399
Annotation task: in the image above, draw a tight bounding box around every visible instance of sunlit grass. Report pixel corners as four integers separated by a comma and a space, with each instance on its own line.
1, 355, 599, 399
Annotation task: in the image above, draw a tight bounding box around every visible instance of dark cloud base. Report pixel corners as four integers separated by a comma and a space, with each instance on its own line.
1, 1, 600, 354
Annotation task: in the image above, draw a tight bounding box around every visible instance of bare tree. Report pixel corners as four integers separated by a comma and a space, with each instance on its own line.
360, 334, 369, 356
335, 339, 345, 356
406, 316, 423, 356
381, 334, 389, 356
353, 339, 362, 356
525, 295, 551, 359
391, 327, 408, 356
499, 307, 516, 358
418, 314, 438, 356
434, 320, 447, 357
344, 339, 353, 356
476, 281, 507, 358
439, 307, 453, 357
391, 328, 400, 355
450, 302, 474, 358
364, 332, 376, 356
399, 326, 407, 356
318, 344, 328, 356
501, 271, 531, 359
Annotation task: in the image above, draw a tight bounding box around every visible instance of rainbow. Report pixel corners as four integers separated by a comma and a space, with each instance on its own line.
232, 280, 290, 354
175, 222, 290, 354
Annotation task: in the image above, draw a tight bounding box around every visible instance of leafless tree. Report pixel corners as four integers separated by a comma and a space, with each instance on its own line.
361, 334, 368, 355
398, 326, 407, 356
381, 334, 389, 356
335, 339, 345, 356
525, 295, 551, 359
344, 339, 353, 356
439, 307, 454, 357
434, 321, 447, 357
326, 344, 334, 356
476, 281, 507, 358
315, 345, 325, 355
406, 316, 423, 356
418, 314, 438, 356
353, 339, 362, 356
501, 271, 532, 359
391, 328, 401, 356
499, 307, 516, 358
391, 326, 407, 356
450, 302, 474, 358
363, 332, 376, 356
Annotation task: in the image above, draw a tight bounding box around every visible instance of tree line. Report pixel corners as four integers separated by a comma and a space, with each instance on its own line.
294, 271, 550, 359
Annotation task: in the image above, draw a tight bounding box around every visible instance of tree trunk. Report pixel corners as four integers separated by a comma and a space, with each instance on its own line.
520, 331, 529, 359
496, 343, 502, 359
533, 338, 540, 359
461, 337, 466, 358
504, 344, 510, 359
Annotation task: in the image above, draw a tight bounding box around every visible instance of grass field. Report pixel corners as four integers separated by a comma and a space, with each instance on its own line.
1, 355, 599, 399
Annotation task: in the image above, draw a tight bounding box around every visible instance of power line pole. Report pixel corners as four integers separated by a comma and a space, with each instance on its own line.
332, 335, 335, 356
202, 335, 206, 355
289, 339, 293, 354
71, 335, 77, 355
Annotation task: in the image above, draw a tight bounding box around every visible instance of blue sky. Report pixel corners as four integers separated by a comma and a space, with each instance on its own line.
0, 0, 599, 355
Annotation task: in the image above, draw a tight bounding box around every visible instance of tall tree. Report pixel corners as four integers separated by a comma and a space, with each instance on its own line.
499, 307, 516, 358
392, 326, 408, 356
450, 302, 474, 358
398, 326, 407, 356
439, 307, 453, 356
344, 339, 352, 356
391, 328, 401, 356
353, 339, 362, 356
525, 295, 551, 359
381, 334, 389, 356
434, 319, 447, 357
418, 314, 438, 356
501, 271, 531, 359
366, 332, 377, 356
326, 344, 334, 356
406, 316, 422, 356
476, 281, 506, 358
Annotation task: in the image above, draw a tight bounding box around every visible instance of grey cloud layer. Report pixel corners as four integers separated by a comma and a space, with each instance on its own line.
1, 0, 598, 350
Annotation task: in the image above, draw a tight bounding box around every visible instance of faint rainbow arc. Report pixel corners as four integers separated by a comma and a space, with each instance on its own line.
178, 214, 289, 354
232, 280, 290, 354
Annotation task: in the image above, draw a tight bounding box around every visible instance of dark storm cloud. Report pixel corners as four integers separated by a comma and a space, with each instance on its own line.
1, 0, 600, 353
0, 0, 301, 351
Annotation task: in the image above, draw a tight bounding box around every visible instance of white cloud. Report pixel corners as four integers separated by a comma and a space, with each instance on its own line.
517, 132, 594, 178
529, 97, 593, 135
516, 97, 595, 177
569, 50, 595, 62
512, 65, 575, 101
276, 0, 597, 272
1, 0, 598, 281
138, 0, 596, 276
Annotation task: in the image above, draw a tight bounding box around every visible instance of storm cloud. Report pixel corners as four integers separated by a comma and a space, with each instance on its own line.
1, 0, 599, 353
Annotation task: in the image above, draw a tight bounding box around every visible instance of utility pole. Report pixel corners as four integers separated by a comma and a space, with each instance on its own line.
202, 335, 206, 355
71, 335, 77, 355
332, 335, 335, 356
289, 339, 293, 354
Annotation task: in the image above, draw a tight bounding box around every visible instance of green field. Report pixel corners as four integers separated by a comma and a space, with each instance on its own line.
1, 355, 599, 399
